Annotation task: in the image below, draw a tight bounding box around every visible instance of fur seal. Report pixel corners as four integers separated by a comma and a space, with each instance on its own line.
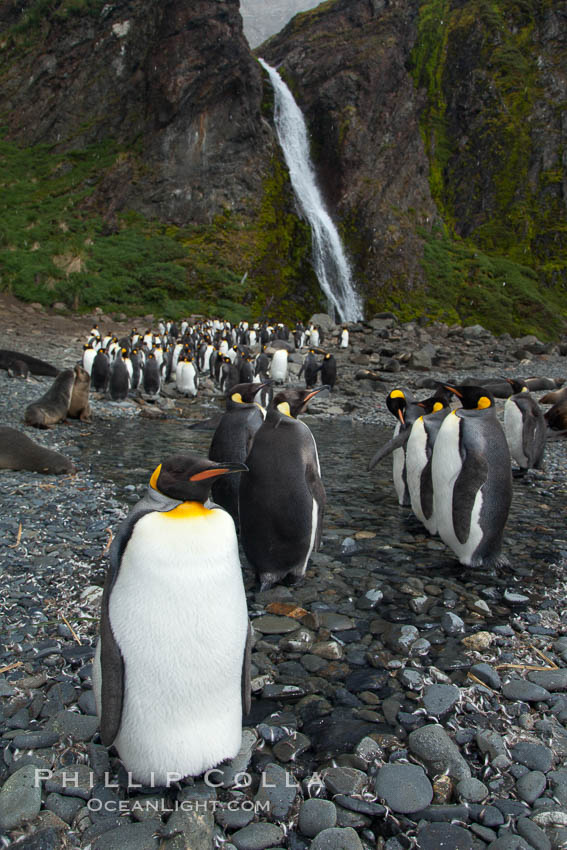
67, 365, 92, 421
24, 369, 75, 428
0, 349, 58, 377
0, 427, 76, 474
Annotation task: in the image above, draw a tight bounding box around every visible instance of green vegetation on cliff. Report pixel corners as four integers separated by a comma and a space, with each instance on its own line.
0, 134, 322, 321
410, 0, 566, 337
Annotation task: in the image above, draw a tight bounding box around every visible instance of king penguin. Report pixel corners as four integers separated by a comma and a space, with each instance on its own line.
368, 388, 424, 506
432, 384, 512, 567
239, 387, 328, 590
405, 391, 452, 535
503, 377, 546, 475
208, 381, 270, 527
92, 454, 251, 786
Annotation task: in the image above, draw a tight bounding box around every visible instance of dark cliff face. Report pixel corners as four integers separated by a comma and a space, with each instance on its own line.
260, 0, 439, 308
0, 0, 269, 224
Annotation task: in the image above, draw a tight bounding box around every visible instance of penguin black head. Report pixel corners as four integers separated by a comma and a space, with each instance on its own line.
271, 386, 329, 418
417, 387, 452, 415
149, 454, 248, 504
227, 382, 271, 405
386, 389, 412, 425
443, 384, 495, 410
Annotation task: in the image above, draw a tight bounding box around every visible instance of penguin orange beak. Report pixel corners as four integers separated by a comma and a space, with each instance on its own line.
397, 409, 405, 426
444, 384, 462, 398
190, 462, 248, 481
303, 385, 330, 404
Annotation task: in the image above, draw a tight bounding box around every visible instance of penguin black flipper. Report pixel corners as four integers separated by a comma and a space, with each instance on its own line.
241, 622, 252, 717
451, 442, 488, 546
368, 429, 410, 470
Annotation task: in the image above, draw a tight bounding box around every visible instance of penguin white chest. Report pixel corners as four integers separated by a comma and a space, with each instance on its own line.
391, 422, 407, 506
432, 414, 484, 565
271, 350, 288, 382
406, 419, 434, 531
106, 507, 248, 784
504, 399, 527, 467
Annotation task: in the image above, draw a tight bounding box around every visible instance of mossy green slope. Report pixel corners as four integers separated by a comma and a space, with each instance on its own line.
0, 132, 322, 322
409, 0, 567, 338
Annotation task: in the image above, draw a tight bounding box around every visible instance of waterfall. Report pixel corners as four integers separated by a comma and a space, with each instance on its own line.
258, 58, 363, 323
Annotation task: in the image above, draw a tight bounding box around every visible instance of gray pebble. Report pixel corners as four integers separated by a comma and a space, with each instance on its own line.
486, 834, 531, 849
323, 767, 367, 797
527, 669, 567, 692
310, 827, 363, 850
441, 613, 465, 635
46, 709, 99, 741
298, 799, 337, 837
91, 821, 160, 850
254, 763, 298, 820
456, 777, 488, 803
476, 729, 507, 760
470, 662, 502, 690
502, 678, 551, 702
511, 741, 553, 772
416, 822, 473, 849
422, 684, 460, 717
408, 723, 471, 781
516, 816, 552, 850
0, 764, 42, 830
231, 823, 285, 850
374, 763, 433, 814
44, 791, 84, 824
516, 770, 547, 804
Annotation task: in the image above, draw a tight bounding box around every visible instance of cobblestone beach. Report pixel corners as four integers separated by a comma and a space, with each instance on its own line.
1, 296, 566, 850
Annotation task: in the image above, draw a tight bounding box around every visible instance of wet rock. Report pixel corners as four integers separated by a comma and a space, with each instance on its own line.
476, 729, 507, 760
516, 816, 552, 850
272, 732, 311, 763
408, 724, 471, 781
456, 777, 488, 803
374, 763, 433, 814
422, 684, 460, 717
441, 613, 465, 635
310, 827, 363, 850
416, 822, 473, 849
254, 763, 298, 820
323, 767, 367, 797
298, 799, 337, 837
253, 615, 301, 634
527, 669, 567, 692
510, 741, 553, 772
231, 823, 285, 850
502, 678, 551, 702
516, 770, 547, 804
468, 664, 500, 692
0, 764, 42, 830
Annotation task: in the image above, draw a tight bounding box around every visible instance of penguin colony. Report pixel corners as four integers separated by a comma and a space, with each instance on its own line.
368, 377, 555, 568
71, 313, 562, 785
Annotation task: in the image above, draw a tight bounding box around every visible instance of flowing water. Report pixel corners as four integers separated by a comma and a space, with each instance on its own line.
259, 59, 363, 323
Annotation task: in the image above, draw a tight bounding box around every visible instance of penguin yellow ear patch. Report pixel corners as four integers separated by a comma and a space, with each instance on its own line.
277, 401, 292, 417
433, 402, 444, 412
149, 464, 162, 489
391, 390, 405, 400
478, 396, 491, 409
231, 393, 243, 403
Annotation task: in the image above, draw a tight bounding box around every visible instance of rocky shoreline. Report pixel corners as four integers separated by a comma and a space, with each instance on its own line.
1, 299, 567, 850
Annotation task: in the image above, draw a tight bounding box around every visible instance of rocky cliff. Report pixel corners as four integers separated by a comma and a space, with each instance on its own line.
0, 0, 266, 224
261, 0, 567, 333
0, 0, 566, 336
